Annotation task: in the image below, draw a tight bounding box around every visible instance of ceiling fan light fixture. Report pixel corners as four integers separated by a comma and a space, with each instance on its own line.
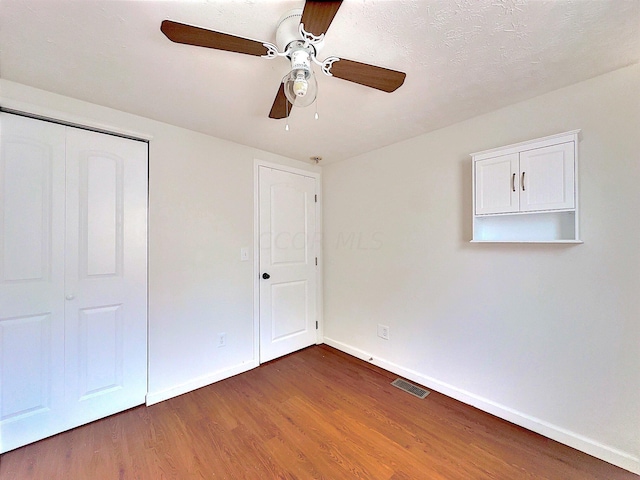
283, 69, 317, 107
283, 49, 317, 107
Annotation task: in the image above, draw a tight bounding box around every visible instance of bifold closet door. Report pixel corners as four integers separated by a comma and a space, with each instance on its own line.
63, 127, 148, 429
0, 113, 148, 453
0, 115, 68, 452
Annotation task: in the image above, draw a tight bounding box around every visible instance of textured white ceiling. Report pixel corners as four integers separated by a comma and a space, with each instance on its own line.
1, 0, 638, 164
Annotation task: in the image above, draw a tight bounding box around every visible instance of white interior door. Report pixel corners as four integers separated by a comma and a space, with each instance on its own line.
0, 114, 67, 452
64, 128, 148, 427
0, 113, 148, 453
259, 166, 317, 363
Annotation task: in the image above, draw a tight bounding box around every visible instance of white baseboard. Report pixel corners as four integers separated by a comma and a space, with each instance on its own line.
145, 360, 259, 406
323, 337, 640, 475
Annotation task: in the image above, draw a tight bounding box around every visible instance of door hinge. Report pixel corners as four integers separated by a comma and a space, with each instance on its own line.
315, 257, 318, 266
315, 194, 317, 203
316, 321, 318, 330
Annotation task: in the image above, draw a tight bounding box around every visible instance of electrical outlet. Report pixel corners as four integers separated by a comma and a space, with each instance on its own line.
217, 332, 226, 347
377, 324, 390, 340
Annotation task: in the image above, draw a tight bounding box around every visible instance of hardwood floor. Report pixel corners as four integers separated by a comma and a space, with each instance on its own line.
1, 345, 637, 479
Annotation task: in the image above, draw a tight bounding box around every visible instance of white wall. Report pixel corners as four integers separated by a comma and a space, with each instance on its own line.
3, 63, 639, 473
0, 79, 319, 405
322, 64, 640, 474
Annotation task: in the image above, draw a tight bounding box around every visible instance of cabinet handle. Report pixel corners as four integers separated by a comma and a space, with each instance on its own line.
512, 173, 516, 192
521, 172, 526, 191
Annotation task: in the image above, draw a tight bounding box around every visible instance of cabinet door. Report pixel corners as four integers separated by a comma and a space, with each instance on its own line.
474, 153, 519, 214
519, 141, 574, 212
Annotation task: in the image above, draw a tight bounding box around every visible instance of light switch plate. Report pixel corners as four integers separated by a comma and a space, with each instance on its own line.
240, 247, 249, 261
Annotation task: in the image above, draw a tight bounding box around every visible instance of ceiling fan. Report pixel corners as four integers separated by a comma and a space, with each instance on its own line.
160, 0, 406, 120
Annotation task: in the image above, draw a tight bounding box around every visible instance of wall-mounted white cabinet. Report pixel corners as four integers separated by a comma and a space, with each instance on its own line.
471, 131, 581, 243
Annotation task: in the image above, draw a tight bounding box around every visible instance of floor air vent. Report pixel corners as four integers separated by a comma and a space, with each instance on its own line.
391, 378, 430, 399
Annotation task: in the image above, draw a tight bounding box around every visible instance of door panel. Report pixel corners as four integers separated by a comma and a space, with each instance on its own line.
65, 128, 147, 424
271, 280, 308, 340
519, 142, 575, 212
475, 153, 519, 215
270, 182, 309, 265
2, 144, 51, 281
78, 305, 124, 399
85, 154, 120, 276
0, 314, 52, 419
0, 114, 67, 453
259, 167, 317, 363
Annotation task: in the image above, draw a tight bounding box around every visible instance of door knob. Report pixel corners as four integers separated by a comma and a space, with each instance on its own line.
65, 294, 76, 301
262, 273, 270, 279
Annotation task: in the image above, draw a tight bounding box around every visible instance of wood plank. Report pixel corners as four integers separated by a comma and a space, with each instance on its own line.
0, 345, 637, 479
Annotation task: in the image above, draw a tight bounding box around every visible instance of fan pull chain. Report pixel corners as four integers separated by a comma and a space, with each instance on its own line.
315, 99, 319, 120
285, 98, 290, 131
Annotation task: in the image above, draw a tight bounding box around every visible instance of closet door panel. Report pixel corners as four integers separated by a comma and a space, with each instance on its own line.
3, 146, 51, 281
64, 128, 147, 425
0, 114, 66, 453
85, 154, 120, 276
0, 314, 53, 417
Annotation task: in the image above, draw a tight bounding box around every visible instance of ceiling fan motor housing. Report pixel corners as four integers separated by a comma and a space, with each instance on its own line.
290, 47, 311, 77
275, 8, 324, 56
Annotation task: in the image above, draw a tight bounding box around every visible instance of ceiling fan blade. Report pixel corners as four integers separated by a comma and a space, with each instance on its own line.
300, 0, 343, 36
161, 20, 268, 56
330, 58, 406, 92
269, 83, 293, 119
